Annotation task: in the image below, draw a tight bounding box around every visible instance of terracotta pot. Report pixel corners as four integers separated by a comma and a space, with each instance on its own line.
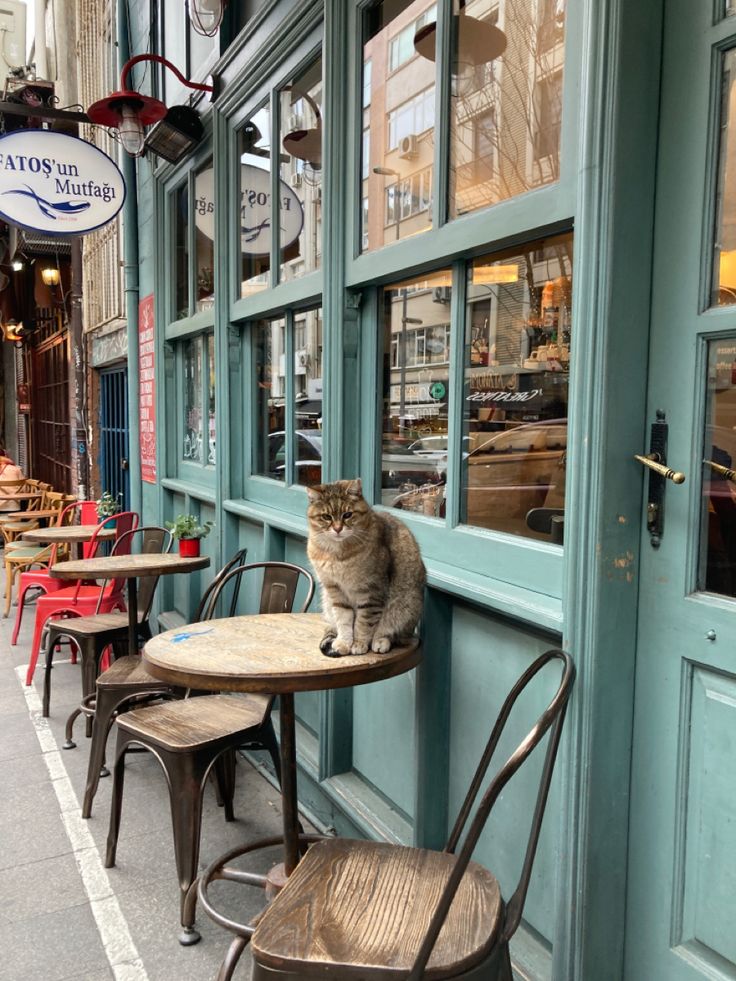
178, 537, 200, 558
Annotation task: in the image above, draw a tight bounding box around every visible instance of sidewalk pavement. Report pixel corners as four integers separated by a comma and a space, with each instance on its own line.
0, 605, 306, 981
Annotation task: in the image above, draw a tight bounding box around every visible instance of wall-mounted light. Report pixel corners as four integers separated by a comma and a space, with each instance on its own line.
282, 88, 322, 170
41, 266, 61, 287
2, 319, 24, 343
144, 104, 205, 163
11, 259, 24, 272
87, 54, 214, 158
189, 0, 226, 37
414, 8, 507, 66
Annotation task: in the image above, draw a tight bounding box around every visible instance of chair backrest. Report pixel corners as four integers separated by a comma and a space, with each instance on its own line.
193, 546, 248, 622
200, 561, 315, 623
99, 526, 173, 618
406, 649, 575, 981
67, 511, 140, 602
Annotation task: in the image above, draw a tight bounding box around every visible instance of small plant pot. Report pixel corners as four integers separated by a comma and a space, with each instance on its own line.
179, 538, 200, 558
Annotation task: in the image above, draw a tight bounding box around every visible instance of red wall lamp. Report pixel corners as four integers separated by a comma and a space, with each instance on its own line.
87, 55, 215, 160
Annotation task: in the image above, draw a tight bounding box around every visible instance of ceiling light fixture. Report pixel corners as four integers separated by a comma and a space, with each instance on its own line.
87, 55, 214, 157
414, 8, 507, 67
189, 0, 226, 37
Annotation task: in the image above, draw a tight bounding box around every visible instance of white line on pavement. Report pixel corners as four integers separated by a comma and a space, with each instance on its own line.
15, 665, 149, 981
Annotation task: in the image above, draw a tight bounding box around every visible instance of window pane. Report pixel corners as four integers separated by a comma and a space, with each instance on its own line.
174, 182, 189, 321
449, 0, 566, 218
240, 105, 271, 298
195, 159, 214, 313
462, 232, 573, 540
183, 337, 203, 463
294, 307, 323, 486
254, 317, 286, 480
713, 49, 736, 305
207, 333, 216, 466
280, 58, 323, 281
362, 0, 434, 253
381, 269, 451, 515
699, 339, 736, 596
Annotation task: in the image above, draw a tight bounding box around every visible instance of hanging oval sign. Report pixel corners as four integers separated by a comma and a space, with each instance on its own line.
195, 164, 303, 257
0, 130, 125, 236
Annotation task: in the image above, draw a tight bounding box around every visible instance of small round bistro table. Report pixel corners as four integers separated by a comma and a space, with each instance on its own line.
50, 553, 210, 656
142, 611, 421, 945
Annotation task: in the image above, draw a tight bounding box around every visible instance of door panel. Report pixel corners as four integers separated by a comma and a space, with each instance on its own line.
625, 3, 736, 978
99, 367, 130, 512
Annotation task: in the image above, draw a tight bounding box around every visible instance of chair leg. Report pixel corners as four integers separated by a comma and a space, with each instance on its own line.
81, 687, 129, 818
255, 717, 282, 786
105, 729, 130, 868
12, 582, 32, 646
213, 750, 236, 822
4, 560, 16, 618
218, 936, 250, 981
41, 631, 56, 717
25, 607, 51, 685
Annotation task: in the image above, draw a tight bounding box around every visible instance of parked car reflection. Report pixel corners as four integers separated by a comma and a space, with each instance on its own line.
268, 430, 322, 485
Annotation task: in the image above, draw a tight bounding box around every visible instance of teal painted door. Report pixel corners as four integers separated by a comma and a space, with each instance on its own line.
625, 3, 736, 978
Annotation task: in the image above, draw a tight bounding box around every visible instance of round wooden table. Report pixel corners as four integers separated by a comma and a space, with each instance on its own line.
22, 524, 117, 545
143, 612, 421, 880
50, 553, 210, 656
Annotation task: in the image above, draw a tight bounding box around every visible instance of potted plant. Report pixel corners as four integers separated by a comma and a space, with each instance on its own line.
165, 513, 214, 557
96, 490, 122, 522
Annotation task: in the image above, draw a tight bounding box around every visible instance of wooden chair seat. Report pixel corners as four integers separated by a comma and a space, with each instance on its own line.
251, 838, 502, 980
46, 611, 140, 637
95, 653, 161, 687
116, 693, 272, 751
1, 519, 40, 534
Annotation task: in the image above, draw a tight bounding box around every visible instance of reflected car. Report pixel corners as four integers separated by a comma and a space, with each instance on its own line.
268, 430, 323, 485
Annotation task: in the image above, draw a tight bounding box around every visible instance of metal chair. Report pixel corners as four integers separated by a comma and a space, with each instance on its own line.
23, 511, 139, 684
214, 649, 574, 981
104, 561, 315, 947
40, 526, 173, 737
77, 546, 249, 818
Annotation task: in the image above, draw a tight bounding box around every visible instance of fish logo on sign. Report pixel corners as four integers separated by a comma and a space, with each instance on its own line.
3, 184, 91, 221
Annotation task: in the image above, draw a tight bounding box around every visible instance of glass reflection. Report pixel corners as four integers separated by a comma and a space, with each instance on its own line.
361, 0, 435, 252
240, 105, 272, 297
207, 333, 216, 466
194, 159, 214, 313
449, 0, 566, 217
700, 340, 736, 596
293, 307, 323, 485
462, 232, 572, 539
254, 318, 286, 480
381, 270, 451, 514
174, 182, 189, 321
713, 49, 736, 305
183, 337, 203, 463
280, 58, 323, 281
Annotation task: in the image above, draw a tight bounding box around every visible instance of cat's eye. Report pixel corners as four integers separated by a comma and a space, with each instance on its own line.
321, 513, 331, 521
342, 512, 353, 520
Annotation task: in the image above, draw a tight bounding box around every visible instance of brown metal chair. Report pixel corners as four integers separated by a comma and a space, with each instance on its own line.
41, 526, 173, 738
206, 649, 574, 981
104, 560, 315, 947
76, 546, 250, 818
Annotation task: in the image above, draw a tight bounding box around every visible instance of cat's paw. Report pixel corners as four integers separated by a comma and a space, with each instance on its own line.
319, 631, 337, 654
371, 636, 392, 653
350, 640, 369, 655
330, 638, 352, 657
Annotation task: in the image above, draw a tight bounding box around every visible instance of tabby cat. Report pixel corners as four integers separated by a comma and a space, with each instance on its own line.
306, 479, 426, 657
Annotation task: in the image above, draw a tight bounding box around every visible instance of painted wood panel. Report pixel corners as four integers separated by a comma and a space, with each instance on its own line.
676, 665, 736, 972
448, 602, 562, 968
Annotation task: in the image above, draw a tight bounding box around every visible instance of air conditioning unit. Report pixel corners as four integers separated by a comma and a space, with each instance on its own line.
432, 287, 451, 304
398, 134, 418, 159
290, 172, 303, 188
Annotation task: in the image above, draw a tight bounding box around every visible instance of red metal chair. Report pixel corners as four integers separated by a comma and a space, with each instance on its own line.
24, 511, 139, 685
11, 500, 100, 645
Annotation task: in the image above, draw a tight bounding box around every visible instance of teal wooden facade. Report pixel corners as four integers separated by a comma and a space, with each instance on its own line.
121, 1, 736, 979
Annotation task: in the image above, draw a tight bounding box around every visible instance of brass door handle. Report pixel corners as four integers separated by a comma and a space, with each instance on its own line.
704, 459, 736, 483
634, 453, 686, 484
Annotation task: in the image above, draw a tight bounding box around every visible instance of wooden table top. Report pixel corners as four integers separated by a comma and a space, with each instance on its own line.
143, 612, 422, 694
22, 525, 117, 544
3, 509, 61, 520
50, 552, 210, 580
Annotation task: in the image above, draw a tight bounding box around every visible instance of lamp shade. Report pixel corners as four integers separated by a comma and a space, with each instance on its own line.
282, 126, 322, 169
414, 12, 507, 66
2, 319, 23, 342
189, 0, 225, 36
88, 90, 167, 157
41, 267, 60, 287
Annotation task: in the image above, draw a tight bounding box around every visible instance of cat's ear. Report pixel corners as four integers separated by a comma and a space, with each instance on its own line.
344, 478, 363, 498
306, 484, 325, 503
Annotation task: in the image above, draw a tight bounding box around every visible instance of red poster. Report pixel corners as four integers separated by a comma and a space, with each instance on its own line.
138, 294, 156, 483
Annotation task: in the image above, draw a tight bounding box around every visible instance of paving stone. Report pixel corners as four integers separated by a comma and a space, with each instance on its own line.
0, 905, 110, 981
0, 853, 88, 922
